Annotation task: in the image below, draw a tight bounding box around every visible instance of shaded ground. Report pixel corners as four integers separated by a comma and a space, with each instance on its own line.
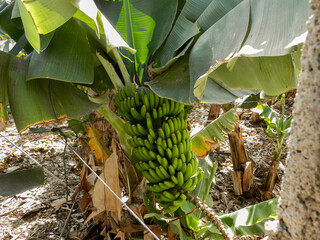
0, 99, 293, 239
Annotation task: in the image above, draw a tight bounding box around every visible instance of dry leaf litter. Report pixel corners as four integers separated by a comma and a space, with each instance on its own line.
0, 97, 294, 239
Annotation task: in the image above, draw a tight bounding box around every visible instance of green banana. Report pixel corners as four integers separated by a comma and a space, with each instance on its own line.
167, 138, 173, 149
172, 145, 179, 159
144, 140, 157, 151
168, 165, 175, 176
137, 124, 148, 136
131, 108, 144, 121
115, 84, 203, 214
184, 163, 193, 180
177, 171, 184, 187
159, 165, 170, 178
149, 90, 155, 109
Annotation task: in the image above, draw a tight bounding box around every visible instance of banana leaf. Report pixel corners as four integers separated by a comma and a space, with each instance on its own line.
96, 0, 178, 81
1, 51, 99, 133
27, 18, 94, 84
0, 167, 44, 196
72, 0, 135, 54
191, 0, 309, 101
191, 109, 238, 158
149, 0, 309, 104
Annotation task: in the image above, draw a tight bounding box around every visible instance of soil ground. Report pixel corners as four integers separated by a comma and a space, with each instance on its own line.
0, 98, 293, 239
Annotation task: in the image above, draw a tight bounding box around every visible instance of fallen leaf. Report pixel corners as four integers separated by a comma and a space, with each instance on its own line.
51, 198, 66, 209
92, 152, 121, 217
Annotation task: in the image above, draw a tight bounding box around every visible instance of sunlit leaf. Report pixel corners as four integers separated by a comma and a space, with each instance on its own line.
191, 0, 310, 101
220, 198, 279, 235
191, 109, 238, 158
96, 0, 177, 81
19, 0, 76, 35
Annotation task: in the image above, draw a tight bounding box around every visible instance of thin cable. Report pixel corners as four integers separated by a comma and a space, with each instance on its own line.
0, 132, 67, 187
59, 191, 79, 240
72, 150, 160, 240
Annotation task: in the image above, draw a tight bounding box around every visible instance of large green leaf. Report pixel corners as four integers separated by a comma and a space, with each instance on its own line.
191, 0, 310, 101
96, 0, 177, 80
18, 0, 76, 35
2, 52, 99, 132
27, 18, 94, 84
0, 51, 9, 126
210, 55, 299, 97
220, 198, 279, 235
148, 55, 199, 104
190, 0, 250, 101
191, 109, 238, 158
0, 167, 44, 196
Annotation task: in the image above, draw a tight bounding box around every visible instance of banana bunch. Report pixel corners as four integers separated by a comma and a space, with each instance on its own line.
114, 84, 203, 213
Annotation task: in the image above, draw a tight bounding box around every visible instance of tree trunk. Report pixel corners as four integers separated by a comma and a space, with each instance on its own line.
268, 1, 320, 239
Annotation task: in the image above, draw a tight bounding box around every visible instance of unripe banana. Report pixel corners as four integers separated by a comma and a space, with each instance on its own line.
166, 148, 173, 160
172, 145, 179, 159
154, 93, 160, 108
146, 116, 153, 130
143, 171, 158, 183
131, 124, 141, 136
160, 157, 169, 170
137, 124, 148, 136
148, 160, 158, 169
157, 106, 163, 118
161, 139, 168, 149
168, 119, 175, 133
142, 93, 150, 111
162, 123, 171, 138
144, 140, 157, 151
159, 165, 170, 178
167, 138, 173, 149
172, 157, 178, 169
171, 175, 178, 185
156, 167, 167, 180
158, 128, 165, 139
184, 163, 193, 180
149, 90, 155, 109
140, 105, 147, 118
157, 145, 166, 157
152, 108, 158, 119
168, 165, 175, 176
176, 158, 183, 171
177, 171, 184, 187
131, 108, 144, 121
148, 128, 157, 140
148, 168, 162, 182
171, 132, 178, 145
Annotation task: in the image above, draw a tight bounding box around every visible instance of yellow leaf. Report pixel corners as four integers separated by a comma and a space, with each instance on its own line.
87, 126, 109, 163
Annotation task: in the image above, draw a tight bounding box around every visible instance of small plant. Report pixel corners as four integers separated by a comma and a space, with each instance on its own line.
254, 95, 293, 196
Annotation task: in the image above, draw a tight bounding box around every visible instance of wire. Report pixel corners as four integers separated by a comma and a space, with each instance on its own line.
72, 150, 160, 240
0, 132, 68, 187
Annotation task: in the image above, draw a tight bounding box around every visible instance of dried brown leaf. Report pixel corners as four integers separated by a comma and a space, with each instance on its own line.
92, 152, 121, 217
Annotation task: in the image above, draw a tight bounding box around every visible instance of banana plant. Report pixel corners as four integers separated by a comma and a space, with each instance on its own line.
253, 95, 293, 196
0, 0, 310, 239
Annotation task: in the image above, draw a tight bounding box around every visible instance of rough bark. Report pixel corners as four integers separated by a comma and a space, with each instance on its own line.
268, 1, 320, 239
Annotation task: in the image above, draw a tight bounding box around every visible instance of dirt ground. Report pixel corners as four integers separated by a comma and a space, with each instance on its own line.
0, 99, 293, 239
